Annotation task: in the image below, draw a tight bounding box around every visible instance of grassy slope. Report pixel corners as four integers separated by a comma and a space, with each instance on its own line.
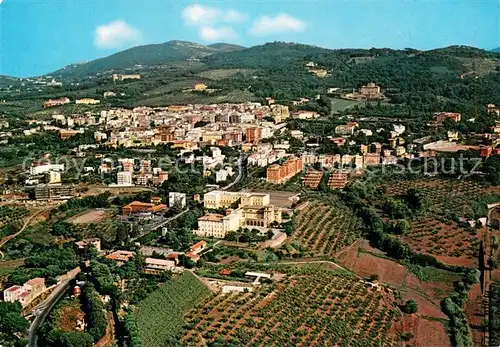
136, 272, 211, 347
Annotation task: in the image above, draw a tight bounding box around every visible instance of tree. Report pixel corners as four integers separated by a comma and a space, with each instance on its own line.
52, 221, 73, 236
394, 219, 411, 235
402, 299, 418, 314
3, 312, 29, 334
115, 223, 129, 244
56, 331, 94, 347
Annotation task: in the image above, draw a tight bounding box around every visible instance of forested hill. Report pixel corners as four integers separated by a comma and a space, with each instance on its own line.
50, 40, 245, 78
2, 42, 499, 118
200, 43, 500, 109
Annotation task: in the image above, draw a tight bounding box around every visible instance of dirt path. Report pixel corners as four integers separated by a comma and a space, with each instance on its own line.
0, 208, 51, 259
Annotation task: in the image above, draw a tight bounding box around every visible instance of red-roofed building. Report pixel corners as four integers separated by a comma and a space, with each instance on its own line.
190, 241, 208, 254
434, 112, 461, 123
106, 250, 135, 265
122, 201, 168, 217
3, 278, 46, 307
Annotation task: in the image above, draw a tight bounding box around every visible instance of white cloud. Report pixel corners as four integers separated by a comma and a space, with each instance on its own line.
182, 4, 221, 26
249, 13, 306, 36
94, 20, 141, 49
224, 9, 245, 23
199, 26, 238, 42
182, 4, 245, 26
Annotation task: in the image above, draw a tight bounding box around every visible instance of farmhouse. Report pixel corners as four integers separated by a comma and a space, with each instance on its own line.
76, 98, 100, 105
43, 97, 70, 108
245, 272, 271, 285
359, 82, 381, 96
194, 83, 208, 91
190, 241, 208, 254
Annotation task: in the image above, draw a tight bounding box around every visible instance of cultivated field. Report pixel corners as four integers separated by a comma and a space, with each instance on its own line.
0, 258, 25, 276
380, 178, 499, 217
290, 199, 362, 257
182, 266, 402, 346
0, 206, 29, 228
377, 178, 499, 267
330, 98, 362, 112
67, 209, 112, 224
336, 241, 458, 346
136, 272, 212, 347
402, 216, 482, 267
70, 219, 120, 244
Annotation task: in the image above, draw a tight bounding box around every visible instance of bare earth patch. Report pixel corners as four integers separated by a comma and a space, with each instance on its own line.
67, 209, 111, 224
401, 315, 450, 347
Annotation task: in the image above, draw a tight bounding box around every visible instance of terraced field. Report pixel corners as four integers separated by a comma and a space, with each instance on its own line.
182, 267, 402, 347
291, 200, 362, 257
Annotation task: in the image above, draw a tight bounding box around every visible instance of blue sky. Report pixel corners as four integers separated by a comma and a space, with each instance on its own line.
1, 0, 499, 77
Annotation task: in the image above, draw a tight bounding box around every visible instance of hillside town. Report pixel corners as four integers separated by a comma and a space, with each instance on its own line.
1, 2, 500, 346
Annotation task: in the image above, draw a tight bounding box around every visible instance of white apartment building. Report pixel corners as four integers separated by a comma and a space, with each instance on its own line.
117, 171, 133, 186
216, 169, 229, 183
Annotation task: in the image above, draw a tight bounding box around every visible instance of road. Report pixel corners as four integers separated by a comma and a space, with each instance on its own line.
27, 279, 72, 347
132, 208, 190, 240
0, 208, 49, 259
222, 154, 246, 191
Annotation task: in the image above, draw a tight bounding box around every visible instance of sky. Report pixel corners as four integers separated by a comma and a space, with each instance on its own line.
0, 0, 499, 77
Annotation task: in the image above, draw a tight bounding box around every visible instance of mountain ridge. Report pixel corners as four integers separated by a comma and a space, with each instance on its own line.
4, 41, 499, 80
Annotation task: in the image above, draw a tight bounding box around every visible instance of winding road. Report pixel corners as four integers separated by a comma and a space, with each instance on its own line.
27, 278, 74, 347
221, 154, 246, 191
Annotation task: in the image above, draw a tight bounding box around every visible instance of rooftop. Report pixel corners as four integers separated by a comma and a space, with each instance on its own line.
199, 214, 224, 222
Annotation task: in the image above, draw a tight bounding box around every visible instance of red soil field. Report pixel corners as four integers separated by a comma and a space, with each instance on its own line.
401, 217, 482, 268
401, 315, 450, 347
337, 240, 458, 317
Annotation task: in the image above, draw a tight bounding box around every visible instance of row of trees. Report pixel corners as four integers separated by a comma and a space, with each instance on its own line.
80, 284, 107, 343
441, 270, 478, 347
